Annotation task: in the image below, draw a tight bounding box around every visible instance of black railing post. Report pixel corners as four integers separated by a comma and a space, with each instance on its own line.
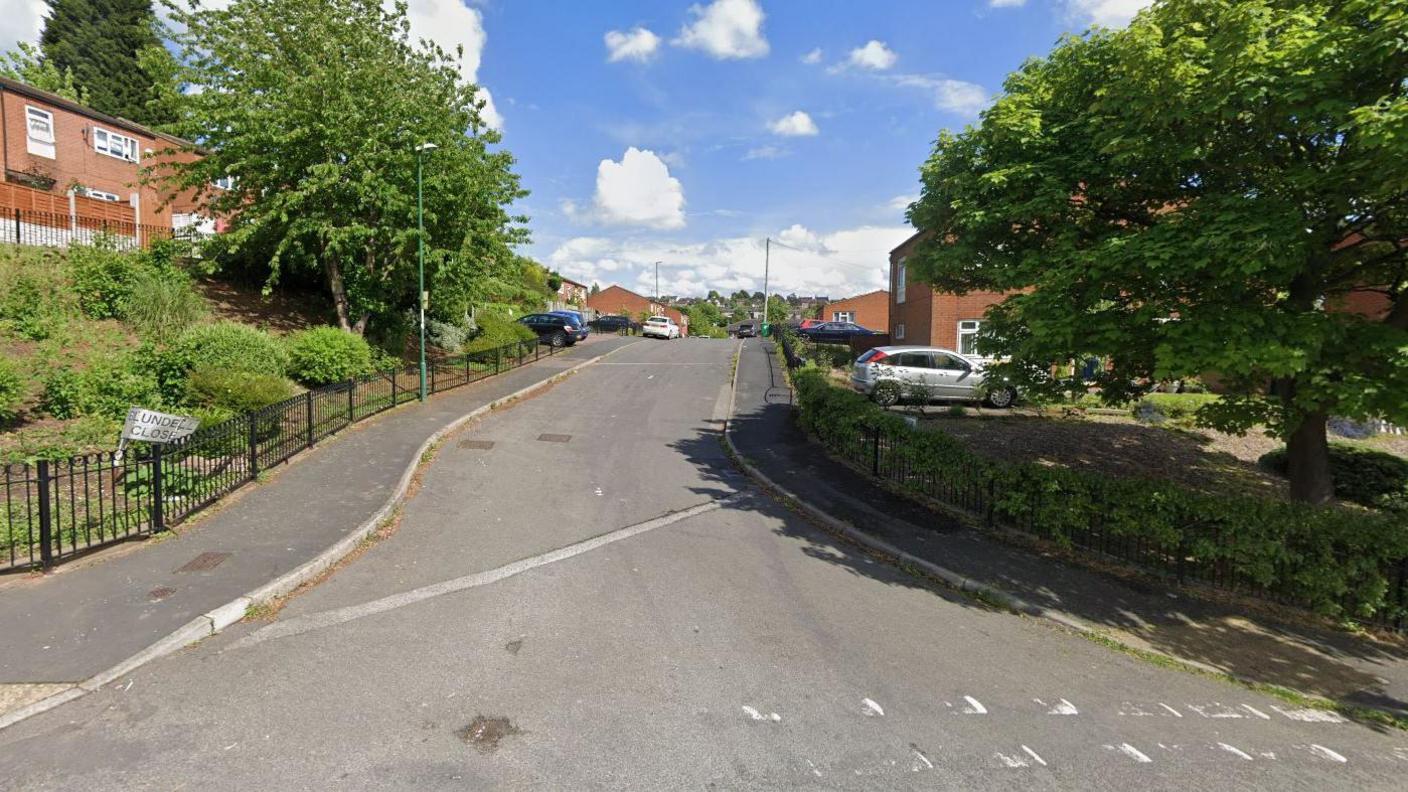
494, 345, 501, 375
871, 427, 881, 477
391, 367, 398, 405
36, 460, 53, 568
464, 352, 470, 381
13, 208, 20, 245
305, 391, 314, 449
347, 378, 355, 426
151, 444, 165, 533
247, 412, 259, 477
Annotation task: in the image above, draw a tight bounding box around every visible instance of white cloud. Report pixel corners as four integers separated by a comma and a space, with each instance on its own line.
847, 40, 897, 71
605, 26, 661, 62
742, 145, 788, 161
990, 0, 1028, 7
673, 0, 769, 60
769, 110, 819, 137
399, 0, 502, 129
888, 194, 917, 211
895, 75, 990, 116
1067, 0, 1153, 27
548, 224, 912, 299
801, 47, 823, 65
577, 147, 687, 230
0, 1, 45, 52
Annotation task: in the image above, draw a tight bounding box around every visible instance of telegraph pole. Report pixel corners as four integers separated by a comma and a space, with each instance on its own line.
761, 238, 771, 334
654, 260, 660, 304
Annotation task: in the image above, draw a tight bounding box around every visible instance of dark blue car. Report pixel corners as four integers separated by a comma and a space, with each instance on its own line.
549, 310, 590, 342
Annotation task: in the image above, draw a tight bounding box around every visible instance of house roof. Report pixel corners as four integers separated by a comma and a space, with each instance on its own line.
889, 229, 927, 255
0, 75, 198, 150
826, 289, 889, 304
559, 275, 588, 289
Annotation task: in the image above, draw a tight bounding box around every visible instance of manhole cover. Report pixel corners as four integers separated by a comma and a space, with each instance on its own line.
459, 439, 495, 450
175, 552, 231, 573
537, 433, 571, 443
148, 586, 176, 601
458, 715, 520, 753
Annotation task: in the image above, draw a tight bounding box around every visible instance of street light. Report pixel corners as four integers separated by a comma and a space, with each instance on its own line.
415, 141, 438, 402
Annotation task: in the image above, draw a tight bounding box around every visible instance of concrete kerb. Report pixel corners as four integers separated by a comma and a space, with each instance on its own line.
0, 342, 636, 733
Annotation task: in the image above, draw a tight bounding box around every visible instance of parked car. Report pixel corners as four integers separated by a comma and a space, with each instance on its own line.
594, 314, 638, 332
549, 309, 590, 341
798, 318, 825, 330
851, 346, 1016, 408
799, 321, 884, 345
643, 315, 681, 339
517, 313, 581, 348
735, 321, 758, 338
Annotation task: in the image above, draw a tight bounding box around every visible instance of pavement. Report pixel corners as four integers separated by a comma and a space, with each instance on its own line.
728, 338, 1408, 719
0, 333, 636, 694
0, 338, 1405, 790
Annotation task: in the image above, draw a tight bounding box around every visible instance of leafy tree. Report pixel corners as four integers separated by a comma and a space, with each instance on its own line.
765, 295, 788, 326
154, 0, 527, 336
684, 301, 724, 335
908, 0, 1408, 503
590, 282, 601, 296
0, 41, 86, 102
752, 291, 766, 301
731, 289, 751, 302
40, 0, 175, 126
706, 289, 721, 302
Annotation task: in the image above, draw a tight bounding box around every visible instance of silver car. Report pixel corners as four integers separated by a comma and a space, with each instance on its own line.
850, 346, 1016, 408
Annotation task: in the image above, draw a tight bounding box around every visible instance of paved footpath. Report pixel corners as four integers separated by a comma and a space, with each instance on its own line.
0, 334, 637, 700
729, 338, 1408, 719
0, 338, 1405, 790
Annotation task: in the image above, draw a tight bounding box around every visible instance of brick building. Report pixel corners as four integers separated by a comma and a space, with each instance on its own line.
821, 289, 889, 331
556, 275, 589, 306
0, 76, 205, 239
888, 231, 1011, 356
585, 284, 689, 336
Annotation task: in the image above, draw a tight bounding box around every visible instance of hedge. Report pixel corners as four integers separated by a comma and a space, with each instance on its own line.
1260, 444, 1408, 513
792, 367, 1408, 623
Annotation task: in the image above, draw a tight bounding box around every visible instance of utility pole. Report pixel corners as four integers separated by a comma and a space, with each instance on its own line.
762, 238, 771, 335
654, 260, 661, 306
414, 142, 438, 402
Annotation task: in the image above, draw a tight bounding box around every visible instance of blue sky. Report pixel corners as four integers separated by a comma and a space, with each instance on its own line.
1, 0, 1152, 298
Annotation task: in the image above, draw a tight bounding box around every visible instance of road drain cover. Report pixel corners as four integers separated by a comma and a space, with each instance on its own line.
176, 552, 230, 573
148, 586, 176, 601
459, 439, 495, 450
458, 715, 520, 753
537, 434, 571, 443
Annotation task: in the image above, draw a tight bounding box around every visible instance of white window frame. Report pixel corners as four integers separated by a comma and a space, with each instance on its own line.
832, 310, 855, 323
82, 187, 120, 202
212, 175, 236, 191
895, 257, 907, 304
957, 320, 983, 357
25, 106, 56, 158
93, 126, 140, 163
895, 323, 905, 340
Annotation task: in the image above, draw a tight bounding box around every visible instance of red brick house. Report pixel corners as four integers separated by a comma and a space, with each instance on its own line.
585, 284, 689, 336
556, 275, 589, 306
888, 231, 1011, 356
0, 75, 206, 244
821, 289, 889, 331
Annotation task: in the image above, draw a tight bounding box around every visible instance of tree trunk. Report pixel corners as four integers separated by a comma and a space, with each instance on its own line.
324, 256, 354, 333
1285, 410, 1334, 504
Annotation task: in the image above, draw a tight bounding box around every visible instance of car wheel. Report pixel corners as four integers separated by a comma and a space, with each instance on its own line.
984, 387, 1016, 408
550, 331, 567, 348
872, 382, 901, 408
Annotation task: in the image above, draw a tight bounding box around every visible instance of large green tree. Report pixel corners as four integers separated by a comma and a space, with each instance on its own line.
154, 0, 527, 335
908, 0, 1408, 503
0, 42, 86, 102
40, 0, 173, 126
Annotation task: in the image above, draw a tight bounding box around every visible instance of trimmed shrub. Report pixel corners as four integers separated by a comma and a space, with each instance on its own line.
125, 269, 207, 343
463, 313, 536, 354
158, 322, 288, 402
0, 358, 22, 424
793, 367, 1408, 622
285, 326, 375, 386
187, 366, 297, 413
1259, 444, 1408, 512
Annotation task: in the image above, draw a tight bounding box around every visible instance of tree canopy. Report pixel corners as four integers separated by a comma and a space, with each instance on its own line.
154, 0, 527, 336
908, 0, 1408, 502
40, 0, 174, 126
0, 42, 86, 103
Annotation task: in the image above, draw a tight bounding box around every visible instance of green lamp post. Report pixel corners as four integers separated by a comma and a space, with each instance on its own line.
415, 141, 438, 402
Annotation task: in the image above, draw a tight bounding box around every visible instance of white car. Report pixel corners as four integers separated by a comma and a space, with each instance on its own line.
643, 315, 681, 339
851, 346, 1016, 408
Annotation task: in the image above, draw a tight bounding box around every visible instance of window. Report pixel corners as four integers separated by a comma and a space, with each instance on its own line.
895, 323, 905, 340
93, 127, 139, 162
891, 352, 933, 369
957, 320, 982, 356
895, 257, 906, 304
212, 175, 237, 191
25, 106, 55, 158
933, 352, 971, 372
82, 188, 120, 202
832, 310, 854, 323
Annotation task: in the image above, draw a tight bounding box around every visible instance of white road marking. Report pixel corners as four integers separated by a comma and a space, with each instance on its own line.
1021, 746, 1047, 766
1274, 706, 1347, 723
229, 496, 739, 649
1305, 744, 1348, 763
1158, 703, 1182, 717
742, 706, 780, 722
862, 698, 885, 717
1188, 703, 1242, 719
1036, 698, 1078, 715
910, 748, 934, 771
995, 752, 1028, 768
1106, 743, 1152, 763
962, 696, 987, 715
1240, 704, 1271, 720
1217, 743, 1254, 761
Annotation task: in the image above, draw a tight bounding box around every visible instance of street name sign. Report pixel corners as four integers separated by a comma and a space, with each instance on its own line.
121, 407, 201, 443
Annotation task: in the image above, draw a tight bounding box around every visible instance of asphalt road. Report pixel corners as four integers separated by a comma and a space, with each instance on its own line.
0, 338, 1404, 791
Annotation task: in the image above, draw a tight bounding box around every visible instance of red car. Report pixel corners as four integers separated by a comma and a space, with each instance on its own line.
798, 318, 825, 330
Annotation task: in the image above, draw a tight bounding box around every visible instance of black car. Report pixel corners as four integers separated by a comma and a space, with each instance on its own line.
517, 313, 581, 347
593, 315, 639, 333
799, 321, 882, 345
734, 322, 758, 338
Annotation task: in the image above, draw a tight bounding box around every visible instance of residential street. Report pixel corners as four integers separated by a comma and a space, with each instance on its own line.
0, 338, 1404, 791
